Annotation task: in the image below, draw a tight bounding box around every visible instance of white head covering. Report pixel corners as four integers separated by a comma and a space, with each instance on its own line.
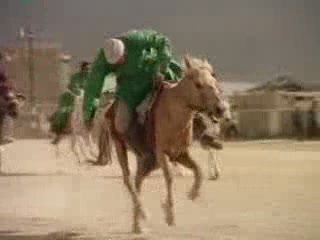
104, 38, 125, 64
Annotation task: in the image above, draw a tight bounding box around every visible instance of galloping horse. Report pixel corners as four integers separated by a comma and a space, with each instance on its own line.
102, 56, 227, 233
51, 90, 97, 163
97, 95, 232, 179
49, 90, 115, 164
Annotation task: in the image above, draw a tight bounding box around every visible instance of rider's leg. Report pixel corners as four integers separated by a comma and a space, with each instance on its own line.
114, 99, 153, 158
114, 99, 132, 136
136, 93, 152, 125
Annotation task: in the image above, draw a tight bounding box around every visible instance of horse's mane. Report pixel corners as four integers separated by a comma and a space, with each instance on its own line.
182, 55, 214, 74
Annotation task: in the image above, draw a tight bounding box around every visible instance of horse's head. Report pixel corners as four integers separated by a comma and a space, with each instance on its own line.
209, 99, 232, 123
0, 85, 26, 118
180, 56, 227, 119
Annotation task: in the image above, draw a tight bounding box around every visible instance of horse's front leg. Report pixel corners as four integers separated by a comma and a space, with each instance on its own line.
88, 134, 98, 157
208, 149, 221, 180
113, 137, 147, 233
55, 143, 60, 159
84, 131, 97, 159
175, 150, 203, 200
70, 134, 82, 164
157, 150, 175, 226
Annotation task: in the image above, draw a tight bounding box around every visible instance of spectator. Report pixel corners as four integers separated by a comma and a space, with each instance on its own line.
292, 100, 304, 140
308, 100, 319, 138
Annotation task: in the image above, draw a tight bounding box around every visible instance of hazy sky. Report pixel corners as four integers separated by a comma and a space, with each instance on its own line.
1, 0, 320, 83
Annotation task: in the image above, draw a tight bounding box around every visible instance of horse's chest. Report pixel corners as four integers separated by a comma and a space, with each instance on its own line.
161, 124, 192, 155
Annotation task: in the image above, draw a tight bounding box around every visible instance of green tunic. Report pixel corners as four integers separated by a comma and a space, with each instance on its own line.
83, 29, 183, 124
50, 71, 89, 133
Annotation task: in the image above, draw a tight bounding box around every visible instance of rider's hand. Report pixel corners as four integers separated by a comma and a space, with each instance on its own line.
154, 73, 165, 89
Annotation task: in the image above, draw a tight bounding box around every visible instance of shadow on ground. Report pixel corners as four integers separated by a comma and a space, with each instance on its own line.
0, 231, 82, 240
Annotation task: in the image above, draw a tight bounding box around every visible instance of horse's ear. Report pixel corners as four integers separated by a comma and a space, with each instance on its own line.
184, 55, 192, 69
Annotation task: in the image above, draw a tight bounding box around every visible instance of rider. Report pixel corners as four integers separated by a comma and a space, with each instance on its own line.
49, 61, 90, 144
83, 29, 183, 148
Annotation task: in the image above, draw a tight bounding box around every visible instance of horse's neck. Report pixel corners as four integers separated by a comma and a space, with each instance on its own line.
161, 86, 194, 129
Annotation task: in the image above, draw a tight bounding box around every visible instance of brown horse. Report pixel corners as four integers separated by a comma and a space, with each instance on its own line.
102, 56, 227, 233
0, 85, 25, 170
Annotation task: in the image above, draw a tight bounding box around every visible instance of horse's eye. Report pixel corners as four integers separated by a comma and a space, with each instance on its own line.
211, 73, 217, 78
195, 82, 202, 89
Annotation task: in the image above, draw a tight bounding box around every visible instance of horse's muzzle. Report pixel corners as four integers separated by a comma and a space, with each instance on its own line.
214, 105, 226, 119
7, 102, 19, 118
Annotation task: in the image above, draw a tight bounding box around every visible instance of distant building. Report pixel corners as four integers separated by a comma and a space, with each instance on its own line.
0, 40, 66, 105
0, 40, 73, 138
229, 76, 320, 138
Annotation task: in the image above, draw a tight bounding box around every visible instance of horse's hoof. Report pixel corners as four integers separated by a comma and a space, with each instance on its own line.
208, 172, 220, 180
208, 175, 219, 181
161, 203, 175, 226
139, 208, 149, 221
132, 224, 143, 234
188, 189, 200, 201
165, 214, 175, 226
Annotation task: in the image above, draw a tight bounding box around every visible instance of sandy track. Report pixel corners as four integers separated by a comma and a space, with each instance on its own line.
0, 139, 319, 239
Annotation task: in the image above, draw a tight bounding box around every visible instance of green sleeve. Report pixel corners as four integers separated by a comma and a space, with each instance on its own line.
67, 73, 82, 95
83, 48, 112, 122
164, 59, 183, 81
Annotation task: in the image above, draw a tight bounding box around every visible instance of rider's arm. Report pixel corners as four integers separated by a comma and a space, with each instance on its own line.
66, 73, 80, 94
83, 48, 112, 122
164, 59, 183, 81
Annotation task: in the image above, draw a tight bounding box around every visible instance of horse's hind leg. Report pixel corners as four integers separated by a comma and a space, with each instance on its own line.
99, 129, 112, 165
174, 151, 203, 201
52, 134, 62, 159
83, 132, 97, 159
113, 138, 146, 233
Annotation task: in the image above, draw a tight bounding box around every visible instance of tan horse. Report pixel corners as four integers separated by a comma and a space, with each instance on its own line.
102, 56, 227, 233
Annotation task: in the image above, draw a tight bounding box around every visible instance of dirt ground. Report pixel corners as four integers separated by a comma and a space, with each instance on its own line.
0, 139, 319, 240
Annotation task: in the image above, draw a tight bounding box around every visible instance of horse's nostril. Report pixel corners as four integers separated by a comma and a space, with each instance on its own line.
8, 102, 17, 108
215, 106, 225, 117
